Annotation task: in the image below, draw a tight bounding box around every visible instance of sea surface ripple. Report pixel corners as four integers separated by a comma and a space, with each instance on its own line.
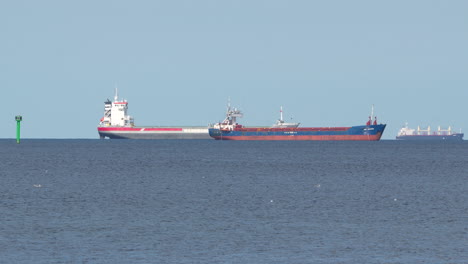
0, 139, 467, 263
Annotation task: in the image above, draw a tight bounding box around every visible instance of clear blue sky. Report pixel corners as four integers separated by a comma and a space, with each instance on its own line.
1, 0, 467, 139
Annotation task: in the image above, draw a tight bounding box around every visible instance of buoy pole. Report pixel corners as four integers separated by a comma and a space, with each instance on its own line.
15, 115, 22, 144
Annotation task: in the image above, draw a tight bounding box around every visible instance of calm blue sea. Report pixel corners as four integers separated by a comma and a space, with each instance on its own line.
0, 139, 467, 264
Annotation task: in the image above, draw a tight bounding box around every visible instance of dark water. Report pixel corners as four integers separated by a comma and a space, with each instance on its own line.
1, 139, 467, 264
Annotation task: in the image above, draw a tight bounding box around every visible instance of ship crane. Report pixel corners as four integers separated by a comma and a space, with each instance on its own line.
272, 106, 300, 128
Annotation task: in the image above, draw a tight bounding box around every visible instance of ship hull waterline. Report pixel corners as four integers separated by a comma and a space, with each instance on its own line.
98, 127, 211, 139
396, 134, 464, 141
209, 124, 386, 141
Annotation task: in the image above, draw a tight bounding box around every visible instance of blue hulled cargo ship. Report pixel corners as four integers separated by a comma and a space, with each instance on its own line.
209, 104, 386, 141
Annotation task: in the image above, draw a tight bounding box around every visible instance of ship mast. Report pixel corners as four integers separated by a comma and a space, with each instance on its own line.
114, 86, 119, 102
280, 106, 284, 122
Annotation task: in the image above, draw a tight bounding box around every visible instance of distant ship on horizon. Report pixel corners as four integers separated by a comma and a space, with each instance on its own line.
396, 123, 463, 141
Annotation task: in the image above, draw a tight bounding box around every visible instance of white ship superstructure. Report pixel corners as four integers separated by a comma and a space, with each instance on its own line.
212, 100, 244, 131
100, 89, 134, 127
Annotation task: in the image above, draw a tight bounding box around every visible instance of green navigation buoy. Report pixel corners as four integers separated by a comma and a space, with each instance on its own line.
15, 115, 22, 144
